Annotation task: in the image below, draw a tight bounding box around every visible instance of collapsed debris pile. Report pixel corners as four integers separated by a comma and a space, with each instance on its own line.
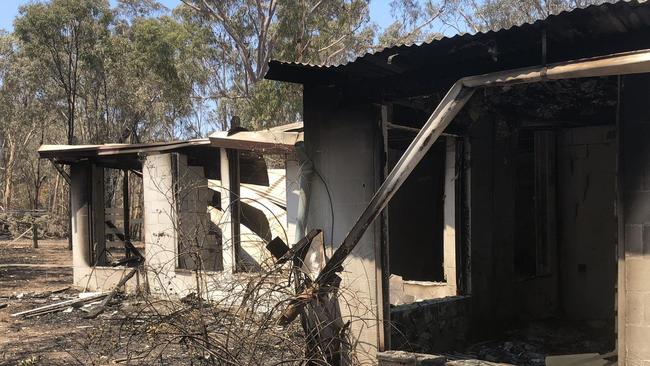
444, 321, 615, 366
4, 283, 310, 365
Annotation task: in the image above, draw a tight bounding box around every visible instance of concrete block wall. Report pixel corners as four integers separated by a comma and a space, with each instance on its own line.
142, 152, 238, 298
303, 85, 382, 362
621, 74, 650, 365
389, 296, 470, 354
143, 153, 182, 294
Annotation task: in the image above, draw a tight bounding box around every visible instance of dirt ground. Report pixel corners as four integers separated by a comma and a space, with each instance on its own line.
0, 239, 83, 365
0, 240, 193, 366
0, 240, 303, 366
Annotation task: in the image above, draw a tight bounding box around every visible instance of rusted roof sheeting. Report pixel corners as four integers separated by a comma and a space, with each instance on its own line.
38, 139, 212, 160
266, 0, 650, 85
38, 139, 214, 170
208, 122, 303, 153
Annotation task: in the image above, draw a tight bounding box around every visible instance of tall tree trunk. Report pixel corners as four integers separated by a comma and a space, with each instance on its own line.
50, 173, 59, 212
67, 97, 75, 250
33, 155, 42, 249
3, 137, 16, 211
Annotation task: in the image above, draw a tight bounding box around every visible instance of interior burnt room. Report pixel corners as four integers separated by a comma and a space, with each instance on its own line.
386, 75, 620, 366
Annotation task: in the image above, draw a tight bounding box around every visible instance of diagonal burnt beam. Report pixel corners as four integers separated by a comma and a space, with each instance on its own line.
48, 158, 71, 185
315, 83, 475, 288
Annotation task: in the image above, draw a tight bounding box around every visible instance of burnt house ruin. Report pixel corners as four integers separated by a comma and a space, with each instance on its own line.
38, 124, 302, 297
265, 1, 650, 365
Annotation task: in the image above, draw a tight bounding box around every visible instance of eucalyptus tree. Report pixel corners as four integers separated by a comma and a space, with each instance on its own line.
0, 32, 62, 212
439, 0, 607, 33
179, 0, 376, 129
14, 0, 113, 145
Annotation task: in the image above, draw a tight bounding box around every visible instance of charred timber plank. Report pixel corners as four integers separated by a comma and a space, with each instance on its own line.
84, 266, 139, 319
11, 293, 108, 317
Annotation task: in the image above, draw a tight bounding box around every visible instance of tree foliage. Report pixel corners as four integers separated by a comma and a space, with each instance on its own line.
439, 0, 607, 33
180, 0, 376, 129
0, 0, 216, 215
0, 0, 607, 218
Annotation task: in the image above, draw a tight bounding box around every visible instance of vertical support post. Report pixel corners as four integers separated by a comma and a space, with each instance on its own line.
68, 187, 73, 251
378, 104, 391, 351
32, 221, 38, 249
91, 164, 106, 266
459, 138, 472, 295
70, 162, 91, 269
443, 137, 458, 292
228, 149, 241, 271
219, 148, 235, 273
123, 170, 130, 256
533, 131, 556, 275
615, 75, 626, 366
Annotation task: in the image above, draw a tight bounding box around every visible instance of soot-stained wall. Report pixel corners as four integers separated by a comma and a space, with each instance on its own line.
303, 84, 383, 360
620, 73, 650, 365
464, 97, 618, 340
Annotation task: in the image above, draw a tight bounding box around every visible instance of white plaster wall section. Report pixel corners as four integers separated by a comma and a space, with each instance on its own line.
218, 148, 235, 273
74, 267, 140, 292
443, 137, 458, 293
70, 163, 92, 287
286, 156, 301, 245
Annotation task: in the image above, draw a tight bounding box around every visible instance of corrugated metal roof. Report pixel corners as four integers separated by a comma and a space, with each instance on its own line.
38, 139, 214, 170
38, 139, 211, 159
266, 0, 650, 85
39, 122, 304, 167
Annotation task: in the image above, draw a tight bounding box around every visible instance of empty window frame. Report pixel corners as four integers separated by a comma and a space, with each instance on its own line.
91, 167, 143, 267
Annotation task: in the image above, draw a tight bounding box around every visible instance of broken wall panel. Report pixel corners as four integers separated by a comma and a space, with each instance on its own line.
177, 158, 222, 272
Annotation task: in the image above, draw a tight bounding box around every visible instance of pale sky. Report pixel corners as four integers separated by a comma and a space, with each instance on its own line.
0, 0, 396, 32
